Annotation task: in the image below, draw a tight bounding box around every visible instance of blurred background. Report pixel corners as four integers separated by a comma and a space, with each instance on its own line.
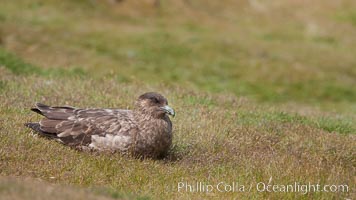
0, 0, 355, 112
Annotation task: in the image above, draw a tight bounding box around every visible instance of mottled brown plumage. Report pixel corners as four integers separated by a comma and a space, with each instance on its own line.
25, 92, 175, 159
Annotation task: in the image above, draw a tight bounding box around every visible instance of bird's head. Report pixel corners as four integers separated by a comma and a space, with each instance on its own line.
135, 92, 175, 118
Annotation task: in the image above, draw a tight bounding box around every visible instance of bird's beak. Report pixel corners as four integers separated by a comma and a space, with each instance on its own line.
161, 105, 175, 117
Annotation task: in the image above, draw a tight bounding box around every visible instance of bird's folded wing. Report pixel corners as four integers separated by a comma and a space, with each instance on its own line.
37, 105, 133, 140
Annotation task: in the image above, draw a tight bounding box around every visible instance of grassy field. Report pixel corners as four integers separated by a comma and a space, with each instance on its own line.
0, 0, 355, 199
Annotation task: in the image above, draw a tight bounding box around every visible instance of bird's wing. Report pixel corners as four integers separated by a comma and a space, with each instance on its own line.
33, 103, 135, 146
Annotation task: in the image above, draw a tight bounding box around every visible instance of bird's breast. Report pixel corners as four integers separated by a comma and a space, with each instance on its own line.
134, 117, 172, 158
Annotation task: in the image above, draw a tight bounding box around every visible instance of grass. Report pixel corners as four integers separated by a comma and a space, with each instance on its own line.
0, 0, 355, 199
0, 48, 42, 75
1, 0, 356, 108
0, 176, 137, 200
0, 48, 86, 77
0, 66, 354, 199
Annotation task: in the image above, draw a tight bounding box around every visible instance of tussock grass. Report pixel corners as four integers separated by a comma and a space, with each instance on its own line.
0, 0, 355, 199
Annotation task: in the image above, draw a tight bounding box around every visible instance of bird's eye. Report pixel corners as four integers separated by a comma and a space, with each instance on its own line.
150, 97, 160, 103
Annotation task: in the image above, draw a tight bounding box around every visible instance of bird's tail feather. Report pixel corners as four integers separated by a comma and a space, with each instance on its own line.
25, 122, 41, 132
30, 103, 75, 120
24, 122, 57, 139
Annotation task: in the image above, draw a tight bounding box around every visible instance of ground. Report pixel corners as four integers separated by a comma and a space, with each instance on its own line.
0, 0, 355, 199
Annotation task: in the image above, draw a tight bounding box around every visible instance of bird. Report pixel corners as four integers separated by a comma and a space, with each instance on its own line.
25, 92, 175, 159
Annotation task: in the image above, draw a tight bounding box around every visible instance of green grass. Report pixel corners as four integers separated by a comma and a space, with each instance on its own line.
1, 0, 356, 109
0, 48, 41, 75
237, 111, 355, 134
0, 0, 355, 199
0, 67, 354, 199
0, 48, 87, 77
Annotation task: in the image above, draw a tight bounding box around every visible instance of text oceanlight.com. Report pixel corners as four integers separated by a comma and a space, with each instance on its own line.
177, 181, 349, 194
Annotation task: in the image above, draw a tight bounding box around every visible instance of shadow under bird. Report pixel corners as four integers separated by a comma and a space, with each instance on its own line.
25, 92, 175, 159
